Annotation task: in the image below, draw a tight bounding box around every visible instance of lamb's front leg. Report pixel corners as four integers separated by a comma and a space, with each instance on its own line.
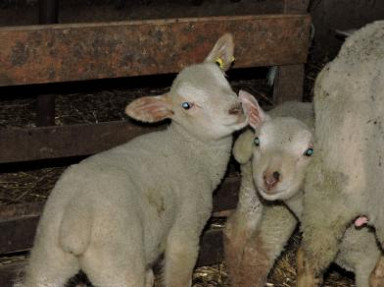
224, 161, 263, 285
163, 225, 202, 287
237, 204, 297, 287
224, 209, 258, 286
296, 246, 323, 287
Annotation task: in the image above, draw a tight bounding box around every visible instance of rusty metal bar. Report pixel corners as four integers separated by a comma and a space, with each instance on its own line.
0, 121, 163, 163
0, 14, 311, 86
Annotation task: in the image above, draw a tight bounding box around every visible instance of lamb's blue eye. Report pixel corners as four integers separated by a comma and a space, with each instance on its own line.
254, 137, 260, 146
181, 102, 192, 110
304, 148, 314, 157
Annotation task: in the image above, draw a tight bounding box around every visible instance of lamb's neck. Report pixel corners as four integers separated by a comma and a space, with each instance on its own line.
285, 191, 304, 219
168, 123, 233, 187
169, 122, 233, 154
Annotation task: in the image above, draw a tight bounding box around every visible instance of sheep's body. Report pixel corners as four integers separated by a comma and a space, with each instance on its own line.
298, 21, 384, 286
22, 34, 252, 287
28, 125, 230, 287
224, 99, 382, 287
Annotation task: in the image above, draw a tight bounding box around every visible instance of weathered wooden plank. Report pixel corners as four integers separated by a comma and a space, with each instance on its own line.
273, 64, 305, 104
0, 261, 25, 287
0, 14, 311, 86
0, 121, 164, 163
0, 202, 43, 254
283, 0, 310, 13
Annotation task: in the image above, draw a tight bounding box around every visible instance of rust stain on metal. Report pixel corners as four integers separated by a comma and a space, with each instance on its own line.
0, 15, 310, 86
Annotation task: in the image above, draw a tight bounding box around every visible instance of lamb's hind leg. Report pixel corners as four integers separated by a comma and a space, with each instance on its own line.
80, 234, 147, 287
22, 242, 79, 287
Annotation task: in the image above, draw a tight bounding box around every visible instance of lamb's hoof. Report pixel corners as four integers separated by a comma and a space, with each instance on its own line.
296, 247, 322, 287
370, 256, 384, 287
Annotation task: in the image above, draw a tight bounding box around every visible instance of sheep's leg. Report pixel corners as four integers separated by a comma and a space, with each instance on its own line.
231, 231, 271, 287
300, 168, 355, 285
299, 213, 349, 287
22, 243, 79, 287
224, 161, 266, 286
163, 231, 200, 287
370, 256, 384, 287
80, 242, 146, 287
80, 220, 147, 287
230, 204, 297, 287
353, 253, 380, 287
223, 211, 255, 287
296, 246, 322, 287
145, 269, 155, 287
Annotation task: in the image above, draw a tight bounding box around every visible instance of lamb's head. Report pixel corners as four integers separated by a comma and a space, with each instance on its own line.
125, 34, 253, 141
237, 91, 314, 201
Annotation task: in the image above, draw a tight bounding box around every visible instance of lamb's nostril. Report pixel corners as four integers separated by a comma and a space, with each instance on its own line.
272, 171, 280, 181
263, 171, 281, 190
229, 103, 243, 115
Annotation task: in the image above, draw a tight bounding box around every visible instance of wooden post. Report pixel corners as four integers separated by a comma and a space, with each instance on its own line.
37, 0, 59, 126
272, 64, 305, 104
273, 0, 310, 104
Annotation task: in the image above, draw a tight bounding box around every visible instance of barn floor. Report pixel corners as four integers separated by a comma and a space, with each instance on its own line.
0, 0, 358, 286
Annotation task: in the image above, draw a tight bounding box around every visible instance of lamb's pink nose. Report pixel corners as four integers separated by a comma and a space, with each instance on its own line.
263, 171, 281, 190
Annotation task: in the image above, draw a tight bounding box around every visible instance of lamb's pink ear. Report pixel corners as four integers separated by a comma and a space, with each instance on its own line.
125, 94, 174, 123
204, 33, 234, 71
239, 90, 269, 129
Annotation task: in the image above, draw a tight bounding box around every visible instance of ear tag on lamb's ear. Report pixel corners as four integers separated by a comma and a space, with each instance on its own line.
215, 56, 235, 70
215, 58, 225, 70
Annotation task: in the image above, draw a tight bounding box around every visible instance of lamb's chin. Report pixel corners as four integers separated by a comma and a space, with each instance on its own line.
258, 186, 288, 202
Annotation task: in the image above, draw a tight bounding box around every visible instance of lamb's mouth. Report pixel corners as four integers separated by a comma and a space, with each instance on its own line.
224, 115, 247, 128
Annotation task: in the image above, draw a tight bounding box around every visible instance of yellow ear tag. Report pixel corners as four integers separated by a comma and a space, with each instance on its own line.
215, 58, 225, 70
231, 56, 235, 63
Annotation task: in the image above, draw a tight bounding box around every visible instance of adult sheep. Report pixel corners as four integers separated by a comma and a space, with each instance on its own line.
298, 21, 384, 286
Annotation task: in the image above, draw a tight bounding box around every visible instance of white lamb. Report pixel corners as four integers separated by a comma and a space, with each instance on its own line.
20, 34, 256, 287
224, 92, 384, 287
297, 20, 384, 287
